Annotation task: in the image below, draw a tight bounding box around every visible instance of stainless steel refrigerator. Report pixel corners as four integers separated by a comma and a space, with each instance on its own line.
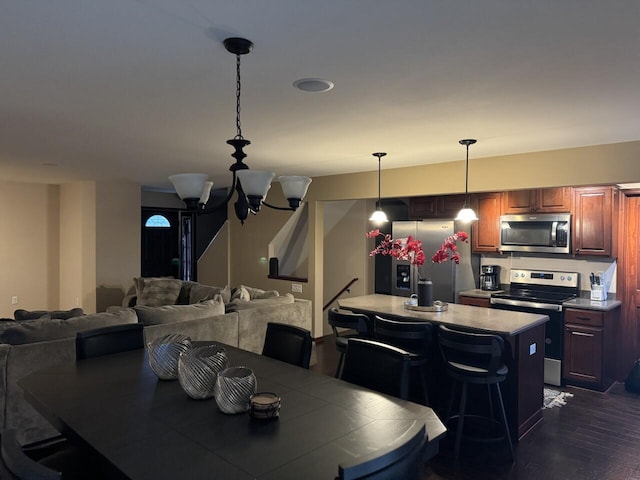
390, 220, 477, 303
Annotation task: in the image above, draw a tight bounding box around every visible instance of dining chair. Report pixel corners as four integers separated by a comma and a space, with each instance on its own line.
75, 322, 144, 360
262, 322, 313, 369
437, 324, 515, 463
373, 315, 432, 405
340, 338, 412, 400
327, 307, 372, 378
336, 421, 426, 480
1, 428, 61, 479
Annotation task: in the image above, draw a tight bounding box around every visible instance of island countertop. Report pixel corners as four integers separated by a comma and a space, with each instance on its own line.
338, 294, 549, 336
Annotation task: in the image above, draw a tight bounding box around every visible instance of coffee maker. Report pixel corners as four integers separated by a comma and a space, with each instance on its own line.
480, 265, 501, 291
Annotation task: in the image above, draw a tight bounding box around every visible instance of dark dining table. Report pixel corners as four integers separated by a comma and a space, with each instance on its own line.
19, 342, 446, 480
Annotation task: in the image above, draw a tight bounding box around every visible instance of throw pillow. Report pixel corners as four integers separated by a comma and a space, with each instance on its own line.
13, 308, 84, 321
230, 286, 250, 302
134, 296, 225, 326
190, 284, 232, 304
225, 293, 294, 312
256, 290, 280, 299
137, 278, 183, 307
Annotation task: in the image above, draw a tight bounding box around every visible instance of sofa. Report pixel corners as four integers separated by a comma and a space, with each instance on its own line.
0, 281, 312, 445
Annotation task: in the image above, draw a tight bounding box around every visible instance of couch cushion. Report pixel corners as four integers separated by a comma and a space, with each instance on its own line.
0, 309, 138, 345
176, 281, 199, 305
13, 308, 84, 321
225, 293, 295, 312
190, 284, 231, 304
230, 286, 250, 302
134, 297, 225, 326
136, 278, 183, 307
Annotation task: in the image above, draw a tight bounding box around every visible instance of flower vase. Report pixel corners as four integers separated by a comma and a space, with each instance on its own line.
417, 279, 433, 307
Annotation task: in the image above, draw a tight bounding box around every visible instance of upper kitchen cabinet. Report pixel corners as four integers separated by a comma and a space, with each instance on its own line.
573, 186, 617, 257
502, 187, 573, 214
409, 194, 466, 219
471, 192, 502, 253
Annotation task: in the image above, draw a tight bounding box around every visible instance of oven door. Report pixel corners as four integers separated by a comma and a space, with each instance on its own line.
490, 298, 563, 386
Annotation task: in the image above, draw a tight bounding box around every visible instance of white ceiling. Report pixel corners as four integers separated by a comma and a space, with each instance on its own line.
1, 1, 639, 191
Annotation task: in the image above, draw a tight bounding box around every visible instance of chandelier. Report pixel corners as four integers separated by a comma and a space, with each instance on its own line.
169, 37, 312, 224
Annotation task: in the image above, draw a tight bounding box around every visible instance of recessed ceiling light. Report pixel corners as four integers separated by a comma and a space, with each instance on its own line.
293, 78, 334, 93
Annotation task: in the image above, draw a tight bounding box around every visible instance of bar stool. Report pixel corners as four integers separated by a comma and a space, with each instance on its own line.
437, 324, 515, 463
373, 315, 432, 406
328, 308, 372, 378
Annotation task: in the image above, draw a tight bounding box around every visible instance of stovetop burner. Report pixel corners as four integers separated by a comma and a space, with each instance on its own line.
492, 268, 580, 305
492, 289, 577, 304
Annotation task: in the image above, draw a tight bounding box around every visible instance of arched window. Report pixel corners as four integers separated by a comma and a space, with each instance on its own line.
144, 214, 171, 228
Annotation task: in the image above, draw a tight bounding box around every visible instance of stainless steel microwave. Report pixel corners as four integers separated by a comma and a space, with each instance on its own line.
499, 213, 571, 254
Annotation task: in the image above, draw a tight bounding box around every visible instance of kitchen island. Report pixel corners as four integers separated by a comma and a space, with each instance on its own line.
338, 294, 549, 440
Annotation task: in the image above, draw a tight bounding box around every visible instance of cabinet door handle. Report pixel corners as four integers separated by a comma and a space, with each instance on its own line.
572, 332, 592, 337
576, 316, 591, 321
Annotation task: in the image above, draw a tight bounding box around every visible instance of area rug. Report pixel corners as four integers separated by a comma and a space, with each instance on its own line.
543, 387, 574, 409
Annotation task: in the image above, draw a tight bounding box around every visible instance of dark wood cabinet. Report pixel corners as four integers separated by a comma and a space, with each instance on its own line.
471, 192, 502, 253
563, 307, 617, 391
409, 194, 466, 219
502, 187, 572, 214
572, 186, 616, 256
458, 295, 490, 308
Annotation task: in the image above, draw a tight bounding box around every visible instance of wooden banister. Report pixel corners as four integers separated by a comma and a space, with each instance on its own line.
323, 277, 359, 311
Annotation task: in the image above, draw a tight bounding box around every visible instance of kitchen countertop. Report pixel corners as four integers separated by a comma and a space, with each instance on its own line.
339, 294, 548, 336
459, 289, 621, 312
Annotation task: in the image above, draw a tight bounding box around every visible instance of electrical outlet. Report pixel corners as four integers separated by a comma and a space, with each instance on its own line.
11, 296, 18, 305
291, 283, 303, 293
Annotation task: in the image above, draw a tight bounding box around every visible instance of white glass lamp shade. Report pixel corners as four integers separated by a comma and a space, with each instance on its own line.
199, 181, 214, 205
369, 209, 389, 224
278, 176, 312, 201
169, 173, 210, 200
455, 207, 479, 222
236, 170, 276, 199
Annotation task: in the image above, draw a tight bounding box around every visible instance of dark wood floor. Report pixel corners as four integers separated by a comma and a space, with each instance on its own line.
310, 335, 640, 480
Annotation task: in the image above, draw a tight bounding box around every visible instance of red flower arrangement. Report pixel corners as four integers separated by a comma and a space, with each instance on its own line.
366, 229, 469, 278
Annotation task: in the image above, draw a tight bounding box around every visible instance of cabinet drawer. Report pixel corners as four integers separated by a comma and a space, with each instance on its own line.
564, 308, 604, 327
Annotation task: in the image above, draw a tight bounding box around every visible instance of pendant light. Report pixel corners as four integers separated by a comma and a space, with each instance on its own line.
455, 139, 478, 222
369, 152, 388, 224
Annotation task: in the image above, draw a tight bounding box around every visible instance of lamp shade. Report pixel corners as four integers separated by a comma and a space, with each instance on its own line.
236, 170, 275, 199
199, 181, 214, 205
455, 207, 478, 222
279, 176, 312, 200
369, 209, 389, 224
169, 173, 210, 200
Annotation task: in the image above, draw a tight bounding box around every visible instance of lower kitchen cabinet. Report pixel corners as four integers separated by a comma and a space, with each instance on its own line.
458, 295, 490, 308
563, 307, 618, 391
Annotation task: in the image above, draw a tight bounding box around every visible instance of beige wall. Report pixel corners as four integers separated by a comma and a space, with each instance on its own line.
95, 182, 141, 312
0, 182, 59, 317
198, 220, 230, 288
59, 182, 97, 312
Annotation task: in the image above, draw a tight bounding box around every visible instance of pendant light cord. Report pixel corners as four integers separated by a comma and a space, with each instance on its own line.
464, 143, 470, 206
235, 53, 243, 140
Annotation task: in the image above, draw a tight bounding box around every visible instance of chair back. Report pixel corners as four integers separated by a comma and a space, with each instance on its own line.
262, 322, 313, 369
76, 323, 144, 361
328, 308, 372, 338
337, 421, 426, 480
340, 338, 411, 400
437, 324, 506, 377
373, 316, 432, 356
1, 429, 61, 480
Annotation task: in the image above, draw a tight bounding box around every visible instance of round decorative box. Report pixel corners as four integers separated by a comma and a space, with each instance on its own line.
147, 333, 192, 380
249, 392, 281, 420
214, 366, 257, 414
178, 344, 229, 400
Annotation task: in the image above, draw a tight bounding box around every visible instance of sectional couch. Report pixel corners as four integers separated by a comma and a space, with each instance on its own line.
0, 281, 312, 445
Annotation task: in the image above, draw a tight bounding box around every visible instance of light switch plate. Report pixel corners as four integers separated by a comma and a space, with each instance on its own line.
11, 296, 18, 305
291, 283, 303, 293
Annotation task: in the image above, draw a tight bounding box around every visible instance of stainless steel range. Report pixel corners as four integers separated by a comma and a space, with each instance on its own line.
490, 269, 580, 386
